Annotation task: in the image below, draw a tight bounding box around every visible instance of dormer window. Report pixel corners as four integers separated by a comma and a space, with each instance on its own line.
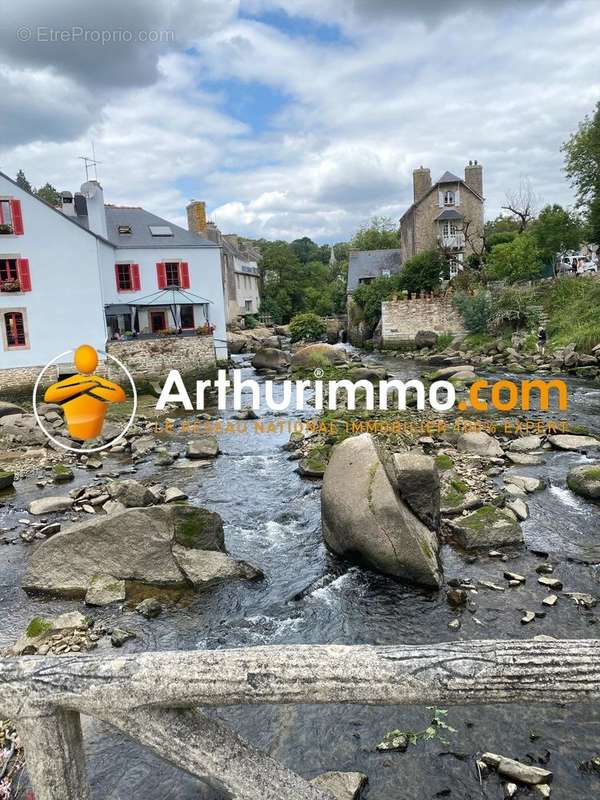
444, 190, 456, 206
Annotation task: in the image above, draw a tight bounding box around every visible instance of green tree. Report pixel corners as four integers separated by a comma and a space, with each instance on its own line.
15, 169, 32, 192
453, 291, 493, 333
399, 250, 447, 293
484, 215, 521, 252
290, 237, 329, 265
35, 183, 61, 206
352, 275, 401, 331
562, 101, 600, 243
351, 216, 400, 250
486, 232, 544, 283
531, 204, 583, 262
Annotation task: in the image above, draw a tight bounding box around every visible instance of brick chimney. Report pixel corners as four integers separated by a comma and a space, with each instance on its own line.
413, 167, 432, 203
186, 200, 207, 236
464, 160, 483, 197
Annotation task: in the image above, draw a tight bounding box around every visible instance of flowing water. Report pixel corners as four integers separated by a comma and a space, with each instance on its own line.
1, 353, 600, 799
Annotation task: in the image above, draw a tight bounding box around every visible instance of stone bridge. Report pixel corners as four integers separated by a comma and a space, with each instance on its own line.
1, 639, 599, 799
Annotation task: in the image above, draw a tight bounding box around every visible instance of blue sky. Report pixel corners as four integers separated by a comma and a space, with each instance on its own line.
1, 0, 599, 242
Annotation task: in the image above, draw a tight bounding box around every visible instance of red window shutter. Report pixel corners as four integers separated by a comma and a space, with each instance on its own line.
115, 264, 122, 292
180, 261, 190, 289
10, 200, 24, 235
132, 263, 141, 291
156, 262, 167, 289
18, 258, 31, 291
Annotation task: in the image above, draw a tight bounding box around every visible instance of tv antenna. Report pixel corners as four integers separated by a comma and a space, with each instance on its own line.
79, 142, 101, 182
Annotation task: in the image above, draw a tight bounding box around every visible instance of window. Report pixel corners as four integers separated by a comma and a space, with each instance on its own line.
117, 225, 132, 235
149, 225, 173, 237
166, 262, 180, 287
156, 261, 190, 289
114, 263, 140, 292
180, 304, 195, 329
358, 277, 374, 285
444, 191, 455, 206
442, 220, 457, 237
0, 258, 31, 292
245, 300, 252, 312
0, 199, 24, 235
3, 311, 27, 348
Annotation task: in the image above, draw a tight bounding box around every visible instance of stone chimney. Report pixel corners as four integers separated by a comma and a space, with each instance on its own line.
464, 160, 483, 197
224, 233, 239, 251
81, 181, 107, 239
205, 220, 222, 244
413, 167, 432, 203
59, 191, 75, 216
186, 200, 207, 236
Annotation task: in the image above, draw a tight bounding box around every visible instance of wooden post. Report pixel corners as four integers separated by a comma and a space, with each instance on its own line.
17, 707, 90, 800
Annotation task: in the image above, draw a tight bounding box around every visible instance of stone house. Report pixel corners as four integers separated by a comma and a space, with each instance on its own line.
186, 201, 261, 327
400, 162, 484, 276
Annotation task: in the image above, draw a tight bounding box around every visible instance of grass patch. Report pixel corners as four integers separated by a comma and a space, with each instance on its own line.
26, 617, 52, 638
435, 454, 454, 472
543, 276, 600, 352
435, 333, 454, 351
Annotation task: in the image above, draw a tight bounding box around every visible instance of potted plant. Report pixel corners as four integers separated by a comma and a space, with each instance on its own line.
0, 223, 13, 235
196, 323, 215, 336
0, 278, 20, 292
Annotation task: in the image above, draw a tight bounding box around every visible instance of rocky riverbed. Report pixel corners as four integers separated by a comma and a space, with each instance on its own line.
1, 345, 600, 799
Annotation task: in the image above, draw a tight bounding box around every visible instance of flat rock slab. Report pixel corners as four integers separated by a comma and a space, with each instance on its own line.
311, 771, 368, 800
28, 496, 74, 515
172, 546, 262, 590
567, 463, 600, 500
450, 505, 523, 550
508, 435, 544, 452
186, 437, 220, 459
548, 434, 599, 451
456, 432, 504, 458
85, 574, 126, 606
481, 752, 552, 785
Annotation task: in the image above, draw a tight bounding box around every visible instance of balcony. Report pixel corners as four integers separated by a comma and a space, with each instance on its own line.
438, 233, 465, 250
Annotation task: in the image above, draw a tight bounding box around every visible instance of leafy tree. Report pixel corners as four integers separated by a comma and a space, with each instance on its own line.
290, 237, 329, 265
562, 101, 600, 243
289, 312, 327, 342
486, 232, 544, 283
484, 216, 521, 252
351, 216, 400, 250
15, 169, 32, 192
35, 183, 61, 206
352, 275, 402, 331
399, 250, 447, 293
531, 204, 583, 262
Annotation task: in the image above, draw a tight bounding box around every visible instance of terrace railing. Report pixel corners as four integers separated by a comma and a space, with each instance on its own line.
1, 639, 599, 800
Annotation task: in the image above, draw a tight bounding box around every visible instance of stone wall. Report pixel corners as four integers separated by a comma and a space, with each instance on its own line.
107, 334, 217, 381
381, 293, 466, 349
0, 364, 58, 396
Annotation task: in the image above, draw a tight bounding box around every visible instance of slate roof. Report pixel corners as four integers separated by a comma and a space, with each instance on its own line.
435, 208, 463, 220
437, 171, 462, 184
104, 206, 217, 249
347, 249, 403, 293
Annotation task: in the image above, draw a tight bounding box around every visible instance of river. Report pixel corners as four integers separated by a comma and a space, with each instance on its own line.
1, 351, 600, 799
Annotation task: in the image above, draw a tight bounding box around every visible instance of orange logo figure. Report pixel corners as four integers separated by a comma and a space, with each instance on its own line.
44, 345, 126, 441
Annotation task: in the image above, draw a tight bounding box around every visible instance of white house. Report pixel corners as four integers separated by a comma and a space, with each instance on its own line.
0, 171, 228, 388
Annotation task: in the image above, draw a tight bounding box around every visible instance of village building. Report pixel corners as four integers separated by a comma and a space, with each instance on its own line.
0, 172, 227, 390
186, 201, 261, 327
400, 161, 485, 275
347, 248, 403, 294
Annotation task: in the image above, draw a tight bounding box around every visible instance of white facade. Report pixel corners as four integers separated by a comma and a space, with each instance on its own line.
233, 256, 261, 317
0, 173, 106, 369
0, 172, 228, 374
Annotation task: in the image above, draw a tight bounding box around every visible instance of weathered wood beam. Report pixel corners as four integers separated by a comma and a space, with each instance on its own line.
103, 706, 334, 800
16, 706, 90, 800
1, 640, 600, 718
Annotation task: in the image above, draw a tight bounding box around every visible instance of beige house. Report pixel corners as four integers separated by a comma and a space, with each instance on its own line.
400, 161, 484, 276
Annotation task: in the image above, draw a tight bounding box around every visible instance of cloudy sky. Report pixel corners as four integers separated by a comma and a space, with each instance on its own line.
1, 0, 599, 243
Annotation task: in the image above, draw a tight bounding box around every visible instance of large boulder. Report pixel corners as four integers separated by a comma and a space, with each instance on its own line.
321, 434, 442, 588
227, 332, 249, 354
508, 435, 544, 452
414, 330, 438, 349
449, 505, 523, 550
251, 348, 291, 371
431, 365, 475, 379
567, 463, 600, 500
0, 470, 15, 490
292, 343, 347, 367
456, 431, 504, 458
186, 436, 220, 459
0, 401, 25, 419
23, 504, 227, 598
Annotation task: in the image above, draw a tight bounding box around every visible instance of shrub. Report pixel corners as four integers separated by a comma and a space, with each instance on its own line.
244, 315, 258, 329
453, 291, 493, 333
400, 250, 447, 293
289, 312, 327, 342
486, 233, 544, 283
491, 287, 540, 332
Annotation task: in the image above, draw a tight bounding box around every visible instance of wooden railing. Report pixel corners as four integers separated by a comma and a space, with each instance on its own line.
2, 639, 599, 800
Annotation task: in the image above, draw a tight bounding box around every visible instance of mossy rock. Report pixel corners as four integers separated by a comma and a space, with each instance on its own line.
434, 454, 454, 472
52, 463, 74, 482
451, 504, 523, 550
26, 617, 52, 638
171, 505, 225, 551
298, 445, 331, 478
567, 464, 600, 500
0, 470, 15, 490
